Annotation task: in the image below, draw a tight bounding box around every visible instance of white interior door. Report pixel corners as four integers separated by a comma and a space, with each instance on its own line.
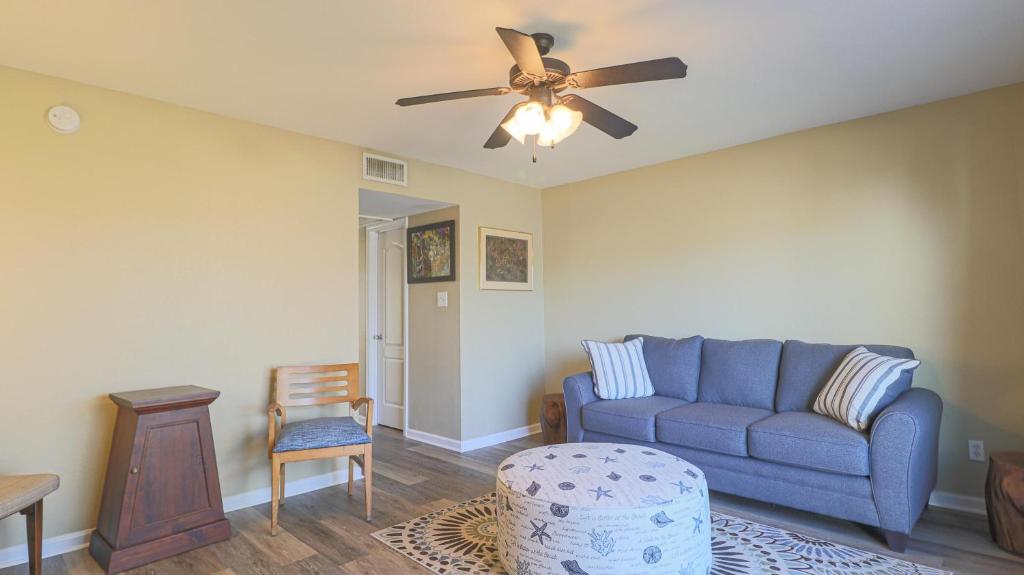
376, 227, 406, 429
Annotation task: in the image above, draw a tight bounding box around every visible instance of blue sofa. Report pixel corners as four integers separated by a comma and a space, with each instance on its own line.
563, 336, 942, 552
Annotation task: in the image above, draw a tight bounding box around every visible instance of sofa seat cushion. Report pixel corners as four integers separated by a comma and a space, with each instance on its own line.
656, 403, 773, 456
581, 396, 690, 442
748, 412, 869, 476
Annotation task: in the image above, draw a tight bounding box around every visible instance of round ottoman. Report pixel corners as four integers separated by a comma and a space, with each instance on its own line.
496, 443, 711, 575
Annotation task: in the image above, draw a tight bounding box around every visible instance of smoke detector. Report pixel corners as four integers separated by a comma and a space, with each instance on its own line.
47, 105, 81, 134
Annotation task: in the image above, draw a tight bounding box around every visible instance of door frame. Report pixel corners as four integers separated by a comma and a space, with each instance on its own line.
364, 217, 410, 434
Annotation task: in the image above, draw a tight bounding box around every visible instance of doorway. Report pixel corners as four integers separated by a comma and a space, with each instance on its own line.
360, 188, 455, 435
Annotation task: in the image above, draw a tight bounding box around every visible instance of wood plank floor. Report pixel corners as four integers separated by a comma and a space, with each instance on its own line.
5, 427, 1023, 575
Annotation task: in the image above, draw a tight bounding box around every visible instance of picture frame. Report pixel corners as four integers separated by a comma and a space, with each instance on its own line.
407, 220, 456, 283
478, 226, 533, 291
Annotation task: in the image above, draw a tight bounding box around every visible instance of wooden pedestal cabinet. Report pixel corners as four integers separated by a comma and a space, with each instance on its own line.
89, 386, 230, 573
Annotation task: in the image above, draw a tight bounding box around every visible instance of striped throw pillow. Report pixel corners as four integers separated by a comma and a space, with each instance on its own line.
813, 346, 921, 431
581, 338, 655, 400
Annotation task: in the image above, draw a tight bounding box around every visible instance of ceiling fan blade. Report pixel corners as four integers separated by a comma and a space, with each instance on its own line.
483, 104, 521, 149
495, 27, 547, 80
560, 94, 638, 139
562, 57, 687, 90
396, 87, 511, 107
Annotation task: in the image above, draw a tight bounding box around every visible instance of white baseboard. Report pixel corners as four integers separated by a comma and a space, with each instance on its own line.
928, 490, 986, 515
405, 423, 541, 453
461, 424, 541, 452
0, 528, 93, 570
222, 464, 361, 512
0, 463, 360, 569
405, 427, 463, 452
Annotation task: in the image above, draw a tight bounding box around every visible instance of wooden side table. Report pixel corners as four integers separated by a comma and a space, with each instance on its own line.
89, 386, 230, 573
987, 451, 1024, 556
540, 393, 567, 445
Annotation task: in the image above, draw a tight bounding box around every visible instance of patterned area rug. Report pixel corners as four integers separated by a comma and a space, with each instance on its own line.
372, 494, 950, 575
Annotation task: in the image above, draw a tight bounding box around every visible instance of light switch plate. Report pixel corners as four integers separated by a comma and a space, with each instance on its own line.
968, 439, 985, 462
437, 291, 448, 308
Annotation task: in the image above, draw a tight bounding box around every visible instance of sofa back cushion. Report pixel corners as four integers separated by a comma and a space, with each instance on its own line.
624, 334, 703, 401
697, 339, 783, 409
776, 340, 916, 412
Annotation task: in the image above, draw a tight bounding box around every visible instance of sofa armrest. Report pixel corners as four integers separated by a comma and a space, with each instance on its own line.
869, 388, 943, 535
563, 372, 599, 443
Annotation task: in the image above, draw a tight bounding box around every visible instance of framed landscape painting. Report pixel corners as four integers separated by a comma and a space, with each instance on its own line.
479, 227, 533, 291
407, 220, 455, 283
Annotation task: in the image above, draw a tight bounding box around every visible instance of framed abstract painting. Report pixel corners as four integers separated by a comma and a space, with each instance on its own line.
407, 220, 456, 283
478, 227, 533, 291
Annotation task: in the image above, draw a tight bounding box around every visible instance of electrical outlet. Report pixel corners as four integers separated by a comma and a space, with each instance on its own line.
437, 291, 448, 308
968, 439, 985, 462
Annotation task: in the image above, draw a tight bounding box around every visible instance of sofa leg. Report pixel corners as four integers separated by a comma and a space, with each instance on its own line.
882, 529, 909, 553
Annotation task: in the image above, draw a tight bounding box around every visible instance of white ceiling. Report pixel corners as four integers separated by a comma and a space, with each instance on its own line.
2, 1, 1023, 188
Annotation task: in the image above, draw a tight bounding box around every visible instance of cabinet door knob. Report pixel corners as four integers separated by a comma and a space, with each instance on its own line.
130, 467, 140, 475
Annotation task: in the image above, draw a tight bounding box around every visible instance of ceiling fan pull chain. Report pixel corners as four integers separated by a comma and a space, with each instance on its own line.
532, 136, 538, 163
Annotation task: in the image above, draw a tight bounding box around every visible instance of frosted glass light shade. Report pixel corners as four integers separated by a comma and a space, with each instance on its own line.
537, 104, 583, 146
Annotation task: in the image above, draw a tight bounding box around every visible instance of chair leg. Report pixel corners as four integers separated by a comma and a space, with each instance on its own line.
279, 463, 286, 507
348, 457, 355, 496
21, 500, 42, 575
363, 447, 373, 521
270, 456, 281, 535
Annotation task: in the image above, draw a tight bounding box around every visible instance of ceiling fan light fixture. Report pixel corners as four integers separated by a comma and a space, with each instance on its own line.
511, 101, 546, 135
549, 103, 584, 143
500, 103, 528, 144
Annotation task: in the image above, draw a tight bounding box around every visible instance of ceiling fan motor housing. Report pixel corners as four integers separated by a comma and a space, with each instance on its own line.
509, 57, 571, 90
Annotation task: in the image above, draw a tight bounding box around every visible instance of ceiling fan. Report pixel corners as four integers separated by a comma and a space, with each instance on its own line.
396, 27, 687, 160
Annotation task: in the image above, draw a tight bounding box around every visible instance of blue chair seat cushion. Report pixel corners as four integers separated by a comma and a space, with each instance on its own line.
748, 412, 869, 476
581, 396, 690, 442
656, 403, 773, 456
273, 416, 370, 453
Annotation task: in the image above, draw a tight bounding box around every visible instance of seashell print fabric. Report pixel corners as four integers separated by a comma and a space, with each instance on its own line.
495, 443, 712, 575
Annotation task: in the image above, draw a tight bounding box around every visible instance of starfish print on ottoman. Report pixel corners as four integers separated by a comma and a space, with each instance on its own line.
692, 514, 703, 534
600, 456, 617, 463
672, 480, 693, 494
527, 463, 544, 472
588, 486, 612, 501
529, 519, 551, 546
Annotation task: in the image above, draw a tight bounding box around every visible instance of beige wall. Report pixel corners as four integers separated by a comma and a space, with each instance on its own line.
542, 82, 1024, 499
407, 207, 461, 439
0, 65, 545, 548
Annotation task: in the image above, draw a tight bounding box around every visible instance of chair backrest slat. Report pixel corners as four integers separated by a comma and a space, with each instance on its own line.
273, 363, 358, 407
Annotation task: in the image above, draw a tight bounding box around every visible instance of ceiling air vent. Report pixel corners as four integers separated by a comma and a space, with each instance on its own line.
363, 153, 407, 186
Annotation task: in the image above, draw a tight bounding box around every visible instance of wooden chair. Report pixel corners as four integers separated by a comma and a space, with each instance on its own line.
267, 363, 371, 535
0, 474, 59, 575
